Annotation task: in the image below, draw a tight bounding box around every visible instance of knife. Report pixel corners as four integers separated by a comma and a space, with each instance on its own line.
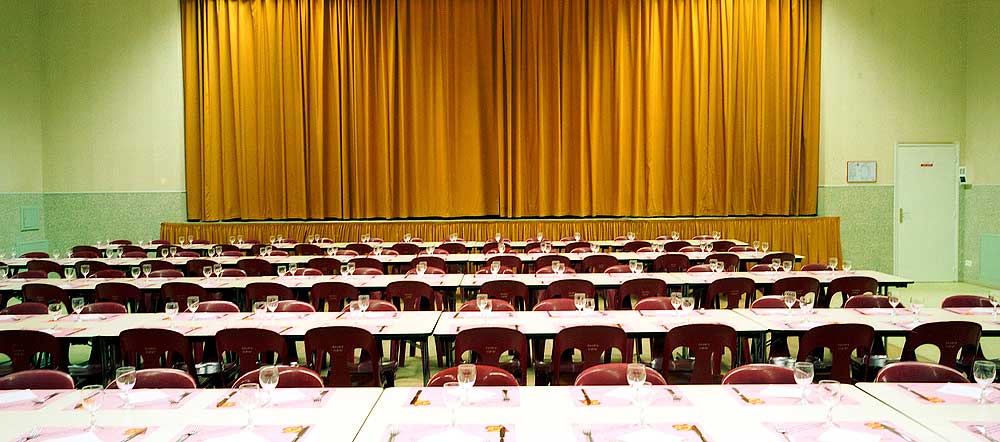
499, 426, 506, 442
409, 389, 423, 405
731, 387, 752, 403
881, 423, 915, 442
691, 425, 708, 442
119, 428, 147, 442
216, 390, 237, 407
290, 425, 311, 442
580, 388, 594, 406
898, 385, 938, 403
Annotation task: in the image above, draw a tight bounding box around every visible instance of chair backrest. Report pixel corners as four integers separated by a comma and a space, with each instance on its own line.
477, 280, 529, 310
340, 300, 397, 312
822, 276, 878, 308
357, 267, 386, 276
563, 241, 590, 253
290, 268, 323, 276
26, 259, 64, 277
622, 241, 651, 252
0, 330, 65, 372
348, 257, 384, 272
532, 298, 578, 311
13, 270, 48, 279
678, 246, 702, 253
535, 254, 572, 271
800, 263, 833, 271
106, 368, 196, 389
551, 325, 631, 385
711, 241, 736, 253
686, 264, 712, 272
796, 323, 875, 383
71, 251, 100, 258
615, 278, 669, 310
161, 282, 210, 304
237, 258, 276, 276
436, 242, 467, 254
454, 327, 529, 385
457, 299, 515, 312
20, 252, 50, 259
900, 321, 982, 369
0, 369, 75, 390
750, 295, 798, 309
749, 264, 776, 271
603, 264, 632, 274
662, 241, 689, 252
759, 252, 795, 266
874, 361, 970, 383
93, 269, 126, 278
232, 365, 325, 388
184, 259, 218, 277
728, 246, 755, 252
119, 328, 196, 378
140, 260, 175, 272
843, 295, 898, 309
75, 260, 111, 275
664, 323, 738, 384
543, 279, 595, 301
72, 245, 101, 255
275, 300, 316, 312
704, 253, 740, 272
385, 280, 440, 311
120, 245, 145, 254
80, 302, 128, 314
95, 282, 143, 308
721, 364, 796, 384
294, 244, 325, 256
196, 301, 240, 312
770, 276, 821, 298
245, 282, 295, 307
1, 302, 48, 315
534, 265, 576, 275
476, 266, 514, 275
391, 242, 423, 255
581, 254, 618, 273
306, 257, 341, 275
148, 269, 184, 278
410, 255, 447, 272
22, 283, 70, 310
485, 255, 522, 273
304, 326, 384, 387
706, 277, 756, 309
345, 243, 374, 255
481, 241, 511, 253
574, 363, 667, 386
633, 296, 675, 310
941, 295, 993, 308
216, 328, 289, 375
310, 281, 361, 312
427, 365, 519, 387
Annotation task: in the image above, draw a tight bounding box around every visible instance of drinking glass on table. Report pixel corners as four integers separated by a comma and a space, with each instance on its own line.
626, 232, 636, 241
705, 242, 714, 253
403, 233, 412, 243
276, 265, 287, 277
71, 297, 85, 321
178, 237, 185, 246
259, 365, 280, 404
626, 363, 646, 391
348, 301, 361, 322
670, 231, 679, 241
770, 258, 781, 271
442, 382, 462, 428
289, 263, 298, 274
164, 302, 179, 326
160, 248, 169, 258
781, 260, 793, 272
327, 247, 337, 257
253, 301, 267, 318
712, 231, 721, 241
799, 292, 815, 319
590, 242, 599, 253
238, 383, 263, 432
680, 296, 695, 320
828, 257, 839, 270
818, 380, 841, 427
130, 267, 141, 278
202, 266, 212, 278
536, 232, 544, 242
213, 263, 223, 278
360, 233, 370, 243
909, 296, 924, 324
48, 303, 63, 323
752, 240, 760, 252
237, 234, 244, 244
207, 247, 216, 258
80, 264, 91, 279
476, 293, 490, 314
761, 242, 770, 253
553, 261, 564, 275
887, 292, 901, 324
497, 242, 507, 254
988, 291, 999, 321
229, 235, 236, 245
783, 291, 797, 316
670, 292, 683, 311
574, 232, 582, 241
169, 246, 177, 257
340, 264, 349, 276
186, 296, 200, 315
265, 295, 279, 317
80, 385, 104, 432
65, 267, 76, 279
373, 245, 383, 256
629, 260, 639, 273
358, 295, 370, 316
633, 381, 654, 428
347, 262, 356, 275
793, 362, 814, 404
494, 233, 502, 243
574, 293, 586, 314
187, 235, 194, 245
708, 259, 718, 271
973, 360, 996, 405
456, 364, 477, 405
584, 298, 596, 314
842, 260, 853, 273
269, 235, 276, 244
450, 233, 459, 242
415, 261, 427, 275
490, 260, 501, 275
115, 366, 137, 409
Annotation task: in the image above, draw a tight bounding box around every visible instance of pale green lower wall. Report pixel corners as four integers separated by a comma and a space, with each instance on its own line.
0, 193, 47, 255
42, 192, 186, 254
960, 184, 1000, 286
817, 185, 895, 274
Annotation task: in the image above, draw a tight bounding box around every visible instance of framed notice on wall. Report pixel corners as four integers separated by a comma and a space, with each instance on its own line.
847, 161, 877, 183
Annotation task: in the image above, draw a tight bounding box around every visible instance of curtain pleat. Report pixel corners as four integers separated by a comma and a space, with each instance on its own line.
181, 0, 821, 221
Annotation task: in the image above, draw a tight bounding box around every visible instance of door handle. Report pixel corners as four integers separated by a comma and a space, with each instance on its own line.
899, 208, 903, 223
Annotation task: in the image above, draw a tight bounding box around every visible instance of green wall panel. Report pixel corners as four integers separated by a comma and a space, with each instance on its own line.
961, 185, 1000, 285
43, 192, 186, 254
817, 185, 894, 274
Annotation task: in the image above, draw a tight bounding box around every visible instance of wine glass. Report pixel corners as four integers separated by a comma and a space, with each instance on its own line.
909, 296, 924, 324
237, 383, 263, 431
229, 235, 236, 245
783, 291, 797, 316
988, 291, 999, 321
80, 264, 91, 279
770, 258, 781, 271
670, 231, 679, 241
781, 260, 793, 272
574, 232, 582, 241
842, 260, 853, 272
584, 298, 596, 314
213, 263, 223, 278
160, 248, 169, 258
360, 233, 370, 243
276, 234, 284, 243
590, 243, 599, 253
347, 262, 356, 275
115, 367, 137, 409
794, 362, 814, 404
202, 266, 213, 278
358, 294, 370, 316
752, 240, 760, 252
187, 235, 194, 245
237, 234, 244, 244
497, 242, 506, 254
403, 233, 412, 243
340, 264, 349, 276
670, 292, 682, 311
634, 262, 644, 273
186, 296, 200, 316
626, 363, 646, 390
130, 266, 141, 278
415, 261, 427, 275
973, 360, 996, 405
626, 232, 636, 241
476, 293, 490, 314
456, 364, 477, 404
634, 381, 654, 428
450, 233, 460, 242
165, 302, 179, 325
712, 231, 721, 241
887, 292, 901, 324
828, 257, 839, 270
680, 296, 695, 320
708, 259, 718, 272
442, 382, 462, 428
818, 380, 841, 427
629, 259, 639, 273
207, 247, 216, 258
259, 365, 280, 405
348, 300, 361, 322
800, 292, 815, 320
494, 232, 502, 243
71, 297, 85, 321
574, 292, 586, 315
490, 260, 501, 275
553, 261, 564, 275
65, 267, 76, 279
80, 385, 104, 432
373, 245, 383, 256
705, 242, 714, 253
536, 232, 544, 242
276, 265, 287, 277
253, 301, 267, 318
265, 295, 279, 317
761, 242, 769, 253
178, 237, 185, 246
169, 246, 177, 257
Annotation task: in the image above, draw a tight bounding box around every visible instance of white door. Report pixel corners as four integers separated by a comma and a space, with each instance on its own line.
894, 143, 959, 281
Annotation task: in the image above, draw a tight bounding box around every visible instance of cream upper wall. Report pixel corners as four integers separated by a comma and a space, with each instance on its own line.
40, 0, 185, 193
965, 0, 1000, 185
819, 0, 968, 186
0, 0, 44, 193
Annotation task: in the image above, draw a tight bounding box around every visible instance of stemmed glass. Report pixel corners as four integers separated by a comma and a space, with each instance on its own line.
887, 292, 901, 324
490, 260, 501, 275
590, 243, 599, 253
552, 261, 564, 275
783, 292, 797, 316
670, 292, 683, 311
988, 292, 999, 321
169, 246, 177, 258
160, 248, 170, 258
633, 381, 654, 428
277, 265, 287, 277
186, 296, 200, 316
347, 262, 356, 275
705, 242, 714, 253
793, 362, 814, 404
238, 383, 263, 432
629, 260, 639, 273
48, 302, 63, 320
80, 264, 91, 279
781, 260, 793, 272
752, 240, 760, 252
828, 257, 839, 271
497, 242, 506, 254
415, 261, 428, 275
358, 295, 370, 317
670, 231, 679, 241
115, 367, 137, 409
680, 296, 695, 321
626, 363, 646, 391
626, 232, 636, 241
403, 233, 412, 243
178, 237, 186, 246
229, 235, 236, 245
442, 382, 462, 428
450, 233, 460, 242
165, 302, 179, 327
259, 366, 280, 405
909, 296, 924, 325
130, 267, 141, 278
712, 231, 721, 241
203, 266, 213, 279
761, 242, 770, 253
476, 294, 491, 322
71, 297, 85, 321
799, 292, 815, 320
818, 380, 841, 427
237, 234, 244, 244
574, 293, 586, 316
207, 247, 216, 259
973, 360, 996, 405
253, 302, 267, 318
265, 295, 279, 318
373, 245, 383, 256
770, 259, 781, 271
456, 364, 477, 405
213, 263, 223, 278
574, 232, 582, 241
340, 264, 349, 276
80, 385, 104, 432
494, 232, 502, 243
584, 298, 596, 314
842, 260, 853, 272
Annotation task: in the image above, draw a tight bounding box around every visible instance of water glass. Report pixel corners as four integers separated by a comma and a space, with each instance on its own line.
670, 231, 679, 240
497, 242, 506, 254
770, 258, 781, 271
490, 260, 501, 274
626, 232, 636, 241
80, 264, 91, 279
238, 383, 263, 431
229, 235, 236, 245
761, 242, 769, 253
131, 267, 141, 278
842, 260, 853, 272
442, 382, 462, 427
626, 363, 646, 389
213, 263, 223, 277
680, 296, 695, 319
705, 242, 713, 253
259, 366, 280, 404
973, 360, 996, 404
752, 240, 760, 252
358, 294, 370, 314
186, 296, 200, 315
909, 296, 924, 324
72, 297, 86, 320
712, 231, 721, 240
584, 298, 596, 313
403, 233, 412, 242
783, 291, 797, 314
203, 266, 213, 278
347, 262, 356, 275
828, 257, 839, 270
794, 362, 814, 404
416, 261, 427, 275
799, 292, 815, 318
456, 364, 477, 404
348, 301, 361, 320
494, 233, 502, 243
574, 232, 582, 241
253, 302, 267, 317
340, 264, 349, 276
265, 295, 279, 315
670, 292, 682, 310
65, 267, 76, 279
989, 291, 999, 320
80, 385, 104, 432
633, 381, 654, 428
476, 294, 490, 313
115, 367, 137, 409
165, 302, 179, 323
574, 293, 586, 313
168, 246, 177, 257
48, 302, 63, 319
818, 380, 841, 427
781, 260, 793, 272
887, 292, 901, 323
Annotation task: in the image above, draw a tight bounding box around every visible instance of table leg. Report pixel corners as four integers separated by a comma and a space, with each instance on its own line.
422, 337, 431, 386
751, 331, 766, 363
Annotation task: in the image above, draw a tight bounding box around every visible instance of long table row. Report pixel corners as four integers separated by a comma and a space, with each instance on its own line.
97, 237, 750, 251
1, 383, 995, 441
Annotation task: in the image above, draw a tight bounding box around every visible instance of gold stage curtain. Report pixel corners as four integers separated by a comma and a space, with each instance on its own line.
181, 0, 821, 221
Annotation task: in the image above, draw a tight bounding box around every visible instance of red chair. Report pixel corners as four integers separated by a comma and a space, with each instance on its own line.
344, 243, 374, 255
705, 277, 756, 309
532, 298, 578, 311
75, 260, 111, 276
534, 265, 576, 275
875, 362, 970, 383
427, 365, 519, 387
711, 241, 736, 253
481, 241, 511, 254
751, 296, 797, 359
409, 255, 447, 272
306, 257, 341, 275
604, 264, 633, 274
821, 276, 878, 308
769, 276, 820, 297
310, 282, 362, 312
220, 250, 244, 257
564, 241, 591, 253
476, 267, 514, 275
184, 259, 218, 277
216, 328, 289, 376
356, 267, 386, 276
275, 300, 315, 312
96, 283, 145, 312
195, 301, 240, 312
485, 255, 522, 273
542, 279, 595, 302
663, 323, 738, 384
72, 245, 101, 256
26, 260, 64, 278
543, 325, 631, 386
678, 246, 702, 253
150, 240, 171, 245
0, 370, 74, 390
574, 363, 667, 386
728, 246, 756, 252
71, 251, 99, 259
900, 321, 981, 370
140, 260, 175, 273
304, 326, 393, 387
796, 324, 875, 384
119, 328, 197, 378
19, 252, 49, 259
1, 302, 48, 315
341, 300, 397, 312
232, 365, 324, 388
581, 255, 618, 273
92, 269, 126, 278
261, 250, 288, 257
106, 368, 196, 389
148, 269, 184, 278
613, 278, 668, 311
454, 327, 529, 386
721, 364, 796, 384
238, 258, 276, 277
80, 302, 127, 314
294, 244, 324, 256
245, 282, 295, 309
334, 249, 359, 257
22, 283, 70, 311
290, 268, 323, 276
437, 242, 467, 254
120, 245, 146, 255
623, 241, 651, 252
13, 270, 48, 279
110, 240, 133, 245
941, 295, 993, 308
0, 330, 65, 373
749, 264, 776, 271
392, 243, 423, 255
161, 282, 212, 307
457, 299, 515, 312
478, 280, 529, 311
705, 253, 740, 272
633, 296, 675, 311
219, 268, 247, 277
384, 281, 443, 366
349, 257, 384, 273
843, 295, 897, 308
663, 241, 689, 253
800, 263, 833, 271
686, 265, 712, 272
535, 255, 572, 272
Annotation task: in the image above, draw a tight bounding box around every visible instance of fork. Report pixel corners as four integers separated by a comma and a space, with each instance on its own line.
582, 427, 594, 442
169, 392, 191, 405
16, 427, 40, 442
314, 389, 330, 403
32, 392, 59, 405
665, 387, 682, 402
173, 430, 197, 442
973, 425, 1000, 442
387, 425, 399, 442
775, 424, 792, 442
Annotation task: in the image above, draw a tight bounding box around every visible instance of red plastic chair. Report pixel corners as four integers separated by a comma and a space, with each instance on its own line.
769, 276, 820, 298
822, 276, 878, 308
80, 302, 127, 314
122, 251, 148, 258
304, 326, 393, 387
800, 263, 833, 271
92, 269, 126, 278
13, 270, 48, 279
109, 240, 133, 245
749, 264, 776, 272
75, 260, 111, 276
140, 260, 175, 273
581, 255, 618, 273
427, 365, 519, 387
478, 280, 529, 311
356, 267, 386, 276
705, 277, 756, 309
22, 283, 70, 311
195, 301, 240, 313
534, 265, 576, 275
385, 281, 444, 366
436, 242, 467, 254
633, 296, 675, 311
161, 282, 212, 306
457, 299, 515, 312
219, 268, 247, 277
26, 260, 64, 278
843, 295, 897, 309
72, 245, 101, 255
0, 369, 74, 390
410, 255, 447, 273
232, 365, 324, 388
481, 241, 512, 254
262, 250, 288, 257
721, 364, 796, 384
454, 327, 529, 386
70, 251, 100, 259
542, 279, 595, 302
245, 282, 295, 309
532, 298, 578, 311
306, 257, 341, 275
19, 252, 49, 259
485, 255, 523, 273
106, 368, 196, 389
476, 266, 515, 275
900, 321, 981, 370
623, 241, 651, 252
705, 253, 740, 272
535, 255, 572, 272
237, 259, 276, 277
216, 328, 289, 376
663, 323, 738, 384
544, 325, 631, 386
750, 296, 797, 359
290, 268, 323, 276
119, 328, 197, 378
184, 259, 218, 277
0, 330, 66, 373
663, 241, 689, 253
614, 278, 668, 310
874, 362, 970, 383
120, 245, 146, 254
275, 300, 315, 312
728, 246, 756, 252
294, 244, 324, 256
678, 246, 702, 253
392, 243, 423, 255
604, 264, 633, 274
310, 282, 362, 312
147, 269, 184, 278
345, 243, 374, 255
219, 250, 244, 258
1, 302, 48, 315
711, 241, 736, 253
796, 324, 875, 384
574, 363, 667, 386
941, 295, 993, 308
564, 241, 591, 253
686, 265, 712, 272
349, 257, 384, 273
340, 300, 397, 312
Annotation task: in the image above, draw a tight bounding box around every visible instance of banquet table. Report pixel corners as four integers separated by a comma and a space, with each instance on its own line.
855, 382, 1000, 442
353, 384, 947, 441
99, 238, 748, 252
735, 306, 1000, 338
0, 387, 382, 442
0, 274, 466, 293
